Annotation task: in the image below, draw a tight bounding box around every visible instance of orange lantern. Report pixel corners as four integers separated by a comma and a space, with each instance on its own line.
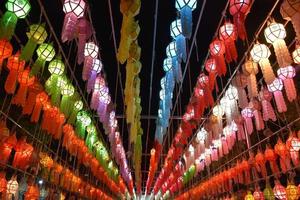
0, 172, 7, 195
255, 150, 267, 178
12, 68, 35, 106
22, 81, 43, 115
4, 52, 25, 94
50, 163, 63, 185
0, 39, 13, 68
264, 145, 279, 174
0, 133, 17, 164
30, 92, 48, 123
0, 120, 9, 143
286, 182, 299, 200
24, 184, 39, 200
275, 138, 292, 173
39, 152, 54, 179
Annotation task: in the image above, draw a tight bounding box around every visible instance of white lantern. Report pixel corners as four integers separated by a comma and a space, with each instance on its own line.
166, 41, 177, 58
163, 58, 172, 72
213, 104, 224, 117
84, 42, 99, 58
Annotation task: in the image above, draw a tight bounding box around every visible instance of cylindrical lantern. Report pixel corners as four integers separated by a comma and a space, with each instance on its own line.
0, 0, 31, 40
62, 0, 86, 42
68, 100, 83, 125
267, 78, 287, 113
60, 83, 75, 117
219, 21, 238, 63
250, 43, 275, 84
30, 43, 55, 76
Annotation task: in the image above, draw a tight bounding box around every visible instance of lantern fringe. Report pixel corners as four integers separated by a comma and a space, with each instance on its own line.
283, 78, 297, 102
68, 109, 78, 125
82, 57, 93, 81
244, 117, 253, 135
20, 39, 37, 62
176, 35, 187, 62
5, 70, 19, 94
0, 12, 18, 41
87, 72, 97, 93
12, 85, 28, 107
180, 6, 192, 39
224, 41, 238, 63
248, 74, 258, 98
233, 13, 247, 41
22, 85, 41, 115
253, 110, 264, 131
61, 13, 77, 43
259, 59, 276, 85
60, 96, 72, 118
262, 99, 277, 122
237, 87, 248, 109
273, 91, 287, 113
208, 72, 216, 91
30, 58, 45, 76
290, 151, 299, 167
273, 40, 293, 68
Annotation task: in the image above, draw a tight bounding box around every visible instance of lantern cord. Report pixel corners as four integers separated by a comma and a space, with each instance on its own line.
144, 0, 159, 175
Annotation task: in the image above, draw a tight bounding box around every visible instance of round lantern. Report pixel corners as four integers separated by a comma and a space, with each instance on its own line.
31, 43, 56, 76
0, 39, 12, 67
0, 0, 31, 40
253, 188, 265, 200
219, 21, 238, 63
170, 19, 187, 61
48, 58, 65, 75
209, 39, 226, 75
6, 176, 18, 198
264, 182, 275, 200
273, 181, 287, 200
60, 83, 75, 117
82, 42, 99, 80
245, 191, 255, 200
286, 182, 299, 200
264, 22, 286, 43
250, 43, 275, 84
87, 58, 102, 93
163, 58, 173, 72
292, 45, 300, 64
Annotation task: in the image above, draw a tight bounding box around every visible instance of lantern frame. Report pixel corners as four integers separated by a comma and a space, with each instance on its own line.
250, 43, 271, 62
63, 0, 85, 17
6, 0, 31, 19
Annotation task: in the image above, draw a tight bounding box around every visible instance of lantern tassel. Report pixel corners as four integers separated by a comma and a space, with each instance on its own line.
68, 109, 78, 125
176, 35, 187, 62
61, 13, 77, 43
274, 91, 287, 113
31, 58, 46, 76
215, 55, 227, 76
20, 39, 37, 62
22, 85, 40, 115
259, 59, 276, 84
180, 7, 192, 39
4, 70, 19, 94
283, 78, 297, 102
253, 110, 264, 131
82, 57, 93, 81
262, 100, 276, 121
173, 57, 182, 83
237, 88, 248, 109
234, 13, 247, 41
12, 85, 28, 107
0, 12, 18, 41
77, 34, 86, 64
290, 151, 299, 167
208, 72, 216, 91
90, 91, 99, 110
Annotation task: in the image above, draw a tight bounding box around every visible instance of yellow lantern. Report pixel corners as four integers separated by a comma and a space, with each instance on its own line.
286, 182, 299, 200
245, 191, 255, 200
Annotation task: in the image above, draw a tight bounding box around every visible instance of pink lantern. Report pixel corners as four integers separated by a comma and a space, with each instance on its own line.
267, 78, 287, 113
87, 58, 102, 93
61, 0, 86, 42
273, 181, 287, 200
277, 66, 297, 102
219, 21, 238, 63
76, 18, 92, 64
82, 42, 99, 80
259, 87, 276, 122
241, 107, 254, 135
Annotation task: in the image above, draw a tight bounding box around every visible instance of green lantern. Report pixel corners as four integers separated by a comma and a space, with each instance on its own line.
20, 23, 48, 61
30, 43, 55, 76
46, 58, 66, 106
264, 182, 275, 200
68, 100, 83, 125
85, 124, 98, 151
94, 141, 109, 169
75, 111, 91, 139
60, 83, 74, 117
0, 0, 31, 40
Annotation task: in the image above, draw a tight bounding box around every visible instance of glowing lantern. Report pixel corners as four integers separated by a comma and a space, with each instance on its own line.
267, 78, 287, 113
175, 0, 197, 39
39, 187, 48, 200
253, 187, 265, 200
250, 43, 275, 84
286, 182, 299, 200
286, 133, 300, 166
212, 104, 224, 138
87, 59, 102, 94
30, 43, 55, 76
273, 181, 287, 200
22, 81, 43, 116
75, 111, 91, 139
60, 83, 75, 117
219, 21, 238, 63
47, 58, 65, 106
280, 0, 300, 39
24, 184, 39, 200
12, 69, 35, 107
0, 39, 12, 68
90, 76, 105, 110
259, 87, 276, 122
209, 39, 226, 75
83, 42, 99, 81
241, 107, 254, 135
163, 57, 173, 72
264, 182, 275, 200
68, 100, 83, 125
6, 176, 18, 199
62, 0, 86, 42
76, 18, 92, 64
292, 44, 300, 64
12, 138, 33, 171
20, 23, 48, 61
264, 145, 279, 174
97, 88, 111, 122
166, 41, 181, 82
205, 58, 217, 90
170, 19, 187, 62
0, 0, 31, 40
51, 76, 67, 107
0, 172, 7, 194
229, 0, 251, 40
5, 52, 25, 94
277, 66, 297, 102
255, 150, 267, 178
245, 191, 255, 200
30, 92, 48, 123
0, 133, 17, 164
274, 138, 291, 173
243, 59, 259, 98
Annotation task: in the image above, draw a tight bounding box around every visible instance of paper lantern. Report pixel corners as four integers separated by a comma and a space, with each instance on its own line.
87, 58, 102, 93
241, 107, 254, 135
76, 111, 91, 139
21, 81, 43, 115
0, 0, 31, 40
30, 92, 48, 123
229, 0, 251, 40
267, 78, 287, 113
277, 66, 297, 102
286, 133, 300, 166
286, 182, 299, 200
5, 52, 25, 94
264, 182, 275, 200
12, 69, 35, 107
274, 138, 291, 173
68, 100, 83, 125
265, 21, 293, 69
244, 59, 259, 98
0, 133, 17, 164
250, 43, 275, 84
171, 19, 187, 62
20, 23, 47, 61
273, 181, 287, 200
209, 39, 226, 75
30, 43, 55, 76
62, 0, 86, 42
0, 172, 7, 194
76, 18, 92, 64
24, 184, 39, 200
264, 146, 279, 174
60, 83, 75, 117
292, 44, 300, 64
12, 139, 33, 170
0, 39, 12, 68
253, 188, 265, 200
6, 176, 18, 199
280, 0, 300, 39
219, 21, 238, 63
166, 41, 181, 82
175, 0, 197, 39
90, 76, 105, 110
255, 150, 267, 178
212, 104, 224, 138
163, 57, 172, 72
232, 72, 248, 109
205, 58, 217, 90
83, 42, 99, 80
245, 191, 255, 200
259, 87, 276, 122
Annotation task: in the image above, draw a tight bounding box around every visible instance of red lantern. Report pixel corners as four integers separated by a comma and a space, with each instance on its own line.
197, 73, 214, 107
275, 138, 292, 173
5, 52, 25, 94
209, 39, 227, 75
0, 172, 7, 194
12, 69, 35, 106
205, 58, 218, 90
219, 21, 238, 63
24, 184, 39, 200
12, 138, 34, 171
0, 39, 13, 68
255, 150, 267, 178
264, 145, 279, 174
273, 180, 287, 200
30, 92, 48, 123
0, 133, 17, 164
22, 81, 43, 115
229, 0, 251, 40
286, 132, 300, 166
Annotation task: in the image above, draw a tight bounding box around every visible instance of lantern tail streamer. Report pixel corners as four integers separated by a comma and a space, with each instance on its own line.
180, 6, 192, 39
208, 72, 216, 91
253, 110, 264, 131
30, 58, 45, 76
60, 96, 71, 118
283, 79, 297, 102
87, 72, 97, 94
237, 88, 248, 109
5, 70, 18, 94
176, 35, 187, 62
273, 40, 293, 67
82, 57, 93, 81
244, 117, 253, 135
290, 152, 299, 166
259, 59, 276, 84
61, 13, 77, 43
274, 91, 287, 113
262, 100, 276, 122
233, 13, 247, 41
20, 39, 37, 62
0, 12, 18, 40
248, 74, 258, 98
12, 85, 28, 107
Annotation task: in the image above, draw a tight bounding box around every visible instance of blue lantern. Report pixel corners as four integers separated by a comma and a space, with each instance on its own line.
166, 41, 182, 82
175, 0, 197, 39
171, 19, 187, 62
